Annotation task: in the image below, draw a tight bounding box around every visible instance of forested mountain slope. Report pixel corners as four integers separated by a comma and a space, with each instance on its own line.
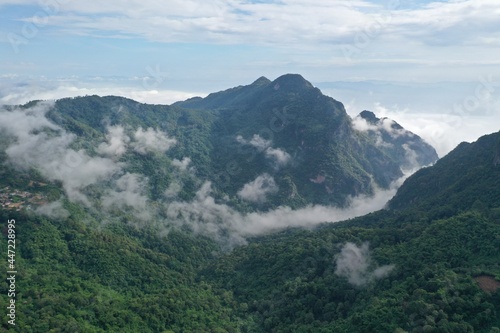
1, 77, 496, 333
204, 131, 500, 332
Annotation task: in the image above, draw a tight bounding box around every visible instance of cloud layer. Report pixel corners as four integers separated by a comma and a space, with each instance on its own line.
237, 173, 278, 203
0, 102, 122, 205
346, 101, 500, 158
3, 0, 500, 50
165, 179, 400, 247
0, 103, 419, 246
131, 127, 177, 154
0, 103, 174, 221
236, 134, 291, 168
335, 242, 394, 286
0, 77, 203, 106
97, 125, 130, 158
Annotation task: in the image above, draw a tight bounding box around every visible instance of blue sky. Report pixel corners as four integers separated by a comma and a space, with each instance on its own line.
0, 0, 499, 155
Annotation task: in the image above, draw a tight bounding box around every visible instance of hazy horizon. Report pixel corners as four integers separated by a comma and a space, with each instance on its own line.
1, 0, 499, 156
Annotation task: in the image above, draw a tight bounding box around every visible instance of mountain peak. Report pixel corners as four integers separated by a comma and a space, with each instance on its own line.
354, 110, 438, 168
252, 76, 271, 86
359, 110, 380, 124
271, 73, 314, 92
358, 110, 404, 130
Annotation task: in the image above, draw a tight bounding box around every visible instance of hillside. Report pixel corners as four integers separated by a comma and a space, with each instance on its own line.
355, 110, 438, 169
204, 132, 500, 332
1, 76, 497, 333
389, 131, 500, 212
175, 74, 438, 207
2, 74, 437, 213
0, 131, 497, 332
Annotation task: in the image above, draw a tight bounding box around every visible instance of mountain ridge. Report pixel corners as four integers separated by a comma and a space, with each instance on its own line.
5, 74, 438, 210
174, 73, 438, 207
0, 76, 497, 332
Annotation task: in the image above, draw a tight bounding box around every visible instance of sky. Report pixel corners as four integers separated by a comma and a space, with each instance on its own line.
1, 0, 499, 156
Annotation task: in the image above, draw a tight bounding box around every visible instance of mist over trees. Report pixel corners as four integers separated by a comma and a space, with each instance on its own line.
0, 77, 498, 332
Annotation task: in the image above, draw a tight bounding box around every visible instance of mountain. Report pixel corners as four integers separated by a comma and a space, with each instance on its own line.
204, 131, 500, 332
175, 73, 438, 207
0, 130, 496, 332
6, 74, 494, 333
389, 130, 500, 213
2, 74, 438, 211
356, 110, 438, 169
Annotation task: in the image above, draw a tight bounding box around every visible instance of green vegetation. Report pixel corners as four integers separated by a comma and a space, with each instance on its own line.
0, 209, 244, 332
0, 76, 497, 332
29, 74, 438, 209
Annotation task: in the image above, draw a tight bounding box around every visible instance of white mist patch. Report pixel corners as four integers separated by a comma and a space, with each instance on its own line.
0, 78, 204, 106
164, 178, 403, 246
172, 157, 191, 171
237, 134, 291, 168
237, 173, 278, 203
265, 147, 291, 167
132, 127, 176, 154
335, 242, 394, 287
352, 116, 411, 147
0, 103, 123, 205
34, 200, 70, 219
102, 173, 151, 220
165, 182, 182, 198
97, 125, 130, 158
236, 134, 272, 151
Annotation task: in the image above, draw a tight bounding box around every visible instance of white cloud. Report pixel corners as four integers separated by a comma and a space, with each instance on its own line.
265, 147, 291, 167
131, 127, 176, 154
352, 115, 410, 140
237, 173, 278, 203
402, 143, 419, 171
335, 242, 394, 287
164, 181, 182, 198
97, 125, 130, 158
358, 102, 500, 158
0, 78, 203, 106
0, 103, 122, 205
171, 157, 191, 171
352, 116, 378, 132
3, 0, 500, 51
2, 0, 500, 93
236, 134, 271, 151
237, 134, 291, 167
34, 199, 69, 219
164, 177, 402, 246
102, 172, 151, 219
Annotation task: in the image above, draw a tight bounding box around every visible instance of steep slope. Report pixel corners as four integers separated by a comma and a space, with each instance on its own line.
389, 131, 500, 213
176, 74, 438, 207
204, 131, 500, 332
355, 110, 438, 169
7, 74, 438, 210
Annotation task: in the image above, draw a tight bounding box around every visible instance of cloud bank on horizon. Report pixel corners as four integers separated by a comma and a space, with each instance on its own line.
1, 0, 500, 84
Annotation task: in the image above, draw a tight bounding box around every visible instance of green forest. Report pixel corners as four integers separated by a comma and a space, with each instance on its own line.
0, 132, 498, 332
0, 77, 498, 332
